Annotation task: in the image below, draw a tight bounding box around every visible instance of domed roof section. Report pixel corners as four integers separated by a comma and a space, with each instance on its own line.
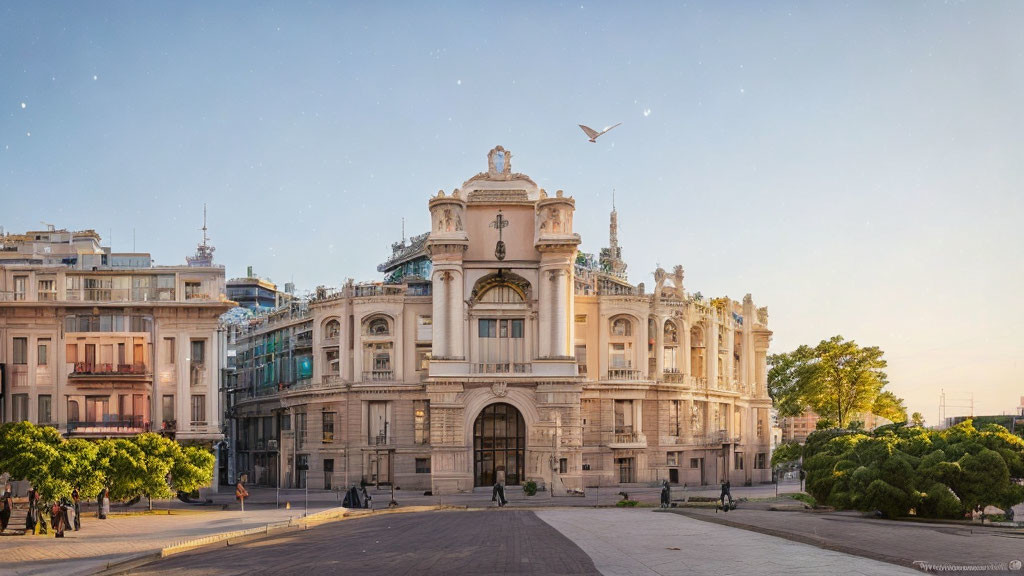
459, 146, 540, 203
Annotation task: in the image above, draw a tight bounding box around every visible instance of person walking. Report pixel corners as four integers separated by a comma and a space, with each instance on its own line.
660, 480, 671, 509
493, 468, 507, 507
25, 486, 39, 533
1, 484, 12, 533
71, 488, 81, 531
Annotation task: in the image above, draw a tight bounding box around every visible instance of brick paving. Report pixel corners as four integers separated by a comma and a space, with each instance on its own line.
132, 510, 601, 576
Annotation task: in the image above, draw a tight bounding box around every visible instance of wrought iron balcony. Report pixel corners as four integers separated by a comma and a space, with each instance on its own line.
67, 417, 149, 436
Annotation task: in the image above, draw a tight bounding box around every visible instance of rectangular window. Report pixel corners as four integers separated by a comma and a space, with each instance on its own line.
499, 319, 508, 338
162, 395, 175, 425
609, 343, 628, 369
575, 344, 587, 376
614, 400, 634, 435
296, 412, 307, 449
184, 281, 202, 300
280, 413, 291, 431
322, 412, 335, 442
164, 338, 175, 364
12, 394, 29, 421
190, 395, 206, 424
510, 319, 524, 338
415, 458, 431, 474
478, 319, 497, 338
66, 343, 78, 364
755, 453, 767, 469
13, 276, 27, 300
734, 452, 744, 470
669, 400, 681, 436
38, 395, 52, 423
416, 315, 432, 341
667, 452, 680, 467
37, 279, 56, 301
368, 401, 390, 445
691, 458, 700, 469
13, 337, 28, 364
559, 458, 568, 474
190, 340, 205, 363
414, 400, 430, 445
38, 340, 49, 366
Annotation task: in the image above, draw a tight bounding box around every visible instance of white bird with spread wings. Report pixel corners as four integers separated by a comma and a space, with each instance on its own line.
578, 122, 622, 143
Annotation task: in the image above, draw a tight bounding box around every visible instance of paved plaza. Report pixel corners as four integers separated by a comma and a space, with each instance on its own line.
2, 486, 1021, 576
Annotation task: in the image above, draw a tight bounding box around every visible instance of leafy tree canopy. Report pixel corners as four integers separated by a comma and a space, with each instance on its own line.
769, 335, 894, 428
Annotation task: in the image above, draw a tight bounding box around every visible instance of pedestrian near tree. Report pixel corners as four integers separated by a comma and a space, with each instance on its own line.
25, 486, 39, 533
98, 488, 110, 520
1, 483, 12, 533
71, 488, 81, 531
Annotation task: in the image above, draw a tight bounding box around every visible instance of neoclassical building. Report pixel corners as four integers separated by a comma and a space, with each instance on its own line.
227, 147, 773, 494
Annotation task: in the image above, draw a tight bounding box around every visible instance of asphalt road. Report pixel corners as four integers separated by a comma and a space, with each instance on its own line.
132, 510, 601, 576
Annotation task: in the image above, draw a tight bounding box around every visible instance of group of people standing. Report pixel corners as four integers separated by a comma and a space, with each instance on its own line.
3, 484, 109, 537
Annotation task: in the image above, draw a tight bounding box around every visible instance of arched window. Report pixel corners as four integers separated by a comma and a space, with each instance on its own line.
664, 322, 678, 345
365, 317, 390, 336
611, 317, 632, 337
324, 319, 341, 339
478, 284, 525, 303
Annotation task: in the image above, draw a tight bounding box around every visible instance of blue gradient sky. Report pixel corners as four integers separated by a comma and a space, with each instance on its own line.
2, 2, 1022, 423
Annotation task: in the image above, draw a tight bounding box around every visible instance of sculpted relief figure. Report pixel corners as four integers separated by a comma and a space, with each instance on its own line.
757, 306, 769, 324
654, 265, 685, 302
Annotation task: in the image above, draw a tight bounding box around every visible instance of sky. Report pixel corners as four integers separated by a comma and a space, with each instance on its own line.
2, 1, 1022, 425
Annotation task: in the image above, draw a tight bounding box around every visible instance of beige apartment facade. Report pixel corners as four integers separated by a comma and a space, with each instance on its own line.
230, 147, 775, 495
0, 228, 231, 451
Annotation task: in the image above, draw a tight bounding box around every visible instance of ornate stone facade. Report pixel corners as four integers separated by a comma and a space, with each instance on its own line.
227, 147, 773, 495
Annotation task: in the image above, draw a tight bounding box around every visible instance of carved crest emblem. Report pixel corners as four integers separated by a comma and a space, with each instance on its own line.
491, 382, 508, 398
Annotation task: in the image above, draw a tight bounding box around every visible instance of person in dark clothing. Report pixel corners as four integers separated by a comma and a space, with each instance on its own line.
26, 487, 39, 533
660, 480, 671, 509
1, 484, 12, 532
718, 480, 733, 513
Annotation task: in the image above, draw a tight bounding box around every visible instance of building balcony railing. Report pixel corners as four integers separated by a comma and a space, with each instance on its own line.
321, 336, 340, 347
362, 369, 394, 382
663, 370, 686, 384
471, 362, 532, 374
65, 287, 179, 303
606, 368, 641, 381
608, 431, 647, 448
70, 362, 149, 376
67, 418, 149, 435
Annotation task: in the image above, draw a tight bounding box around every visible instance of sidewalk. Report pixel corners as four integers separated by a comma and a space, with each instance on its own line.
669, 507, 1024, 572
0, 501, 338, 576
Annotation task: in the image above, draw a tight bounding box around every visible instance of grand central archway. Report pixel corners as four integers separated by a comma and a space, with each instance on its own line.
473, 402, 525, 487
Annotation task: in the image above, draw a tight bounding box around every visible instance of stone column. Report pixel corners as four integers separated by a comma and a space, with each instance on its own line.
432, 270, 448, 358
448, 270, 464, 359
682, 320, 692, 377
654, 317, 664, 379
552, 270, 567, 356
537, 269, 551, 357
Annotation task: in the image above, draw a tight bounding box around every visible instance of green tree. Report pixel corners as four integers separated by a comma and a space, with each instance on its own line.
911, 412, 925, 427
171, 445, 216, 495
0, 422, 67, 501
872, 391, 908, 424
771, 442, 804, 468
768, 336, 889, 428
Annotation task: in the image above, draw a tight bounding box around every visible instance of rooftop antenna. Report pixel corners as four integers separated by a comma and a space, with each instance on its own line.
402, 217, 406, 244
201, 203, 209, 248
612, 189, 615, 211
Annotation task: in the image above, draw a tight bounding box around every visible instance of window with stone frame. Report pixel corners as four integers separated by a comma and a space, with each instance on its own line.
13, 337, 27, 364
415, 458, 431, 474
668, 400, 682, 436
322, 412, 336, 442
414, 400, 430, 444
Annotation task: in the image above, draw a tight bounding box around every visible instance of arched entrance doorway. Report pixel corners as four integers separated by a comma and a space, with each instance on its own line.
473, 402, 525, 487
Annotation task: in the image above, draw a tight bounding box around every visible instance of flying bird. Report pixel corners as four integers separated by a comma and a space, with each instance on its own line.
578, 122, 622, 143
